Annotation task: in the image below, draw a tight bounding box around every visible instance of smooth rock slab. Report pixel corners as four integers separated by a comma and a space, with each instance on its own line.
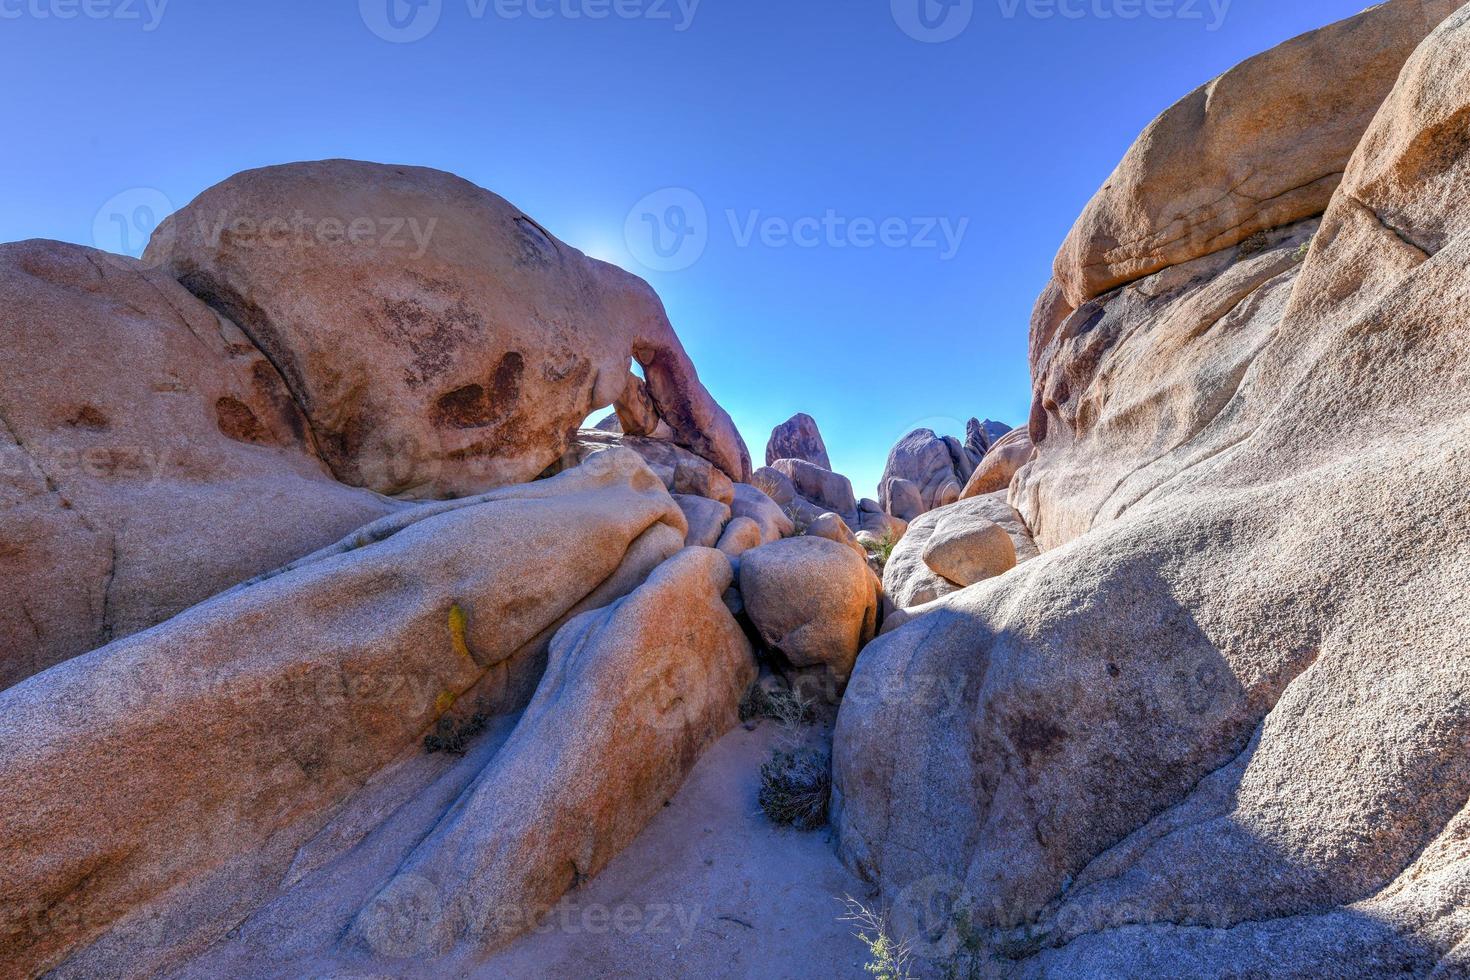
347, 547, 755, 957
0, 450, 685, 977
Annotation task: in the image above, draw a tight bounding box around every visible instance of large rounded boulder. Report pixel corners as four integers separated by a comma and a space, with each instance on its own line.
146, 160, 750, 498
739, 536, 879, 700
961, 426, 1033, 499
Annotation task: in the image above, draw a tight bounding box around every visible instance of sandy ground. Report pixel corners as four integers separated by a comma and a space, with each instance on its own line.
172, 719, 872, 979
473, 721, 871, 979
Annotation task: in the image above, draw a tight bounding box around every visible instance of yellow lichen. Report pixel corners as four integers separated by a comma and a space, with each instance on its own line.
448, 602, 473, 662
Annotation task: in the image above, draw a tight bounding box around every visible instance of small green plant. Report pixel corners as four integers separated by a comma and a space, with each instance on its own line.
782, 503, 811, 536
758, 748, 830, 830
1293, 238, 1314, 262
424, 709, 488, 756
862, 530, 898, 568
839, 897, 914, 980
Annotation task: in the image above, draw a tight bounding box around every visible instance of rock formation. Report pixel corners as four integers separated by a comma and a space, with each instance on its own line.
960, 426, 1034, 499
674, 493, 731, 548
966, 417, 1011, 458
0, 449, 688, 976
739, 536, 879, 703
348, 547, 754, 957
555, 429, 734, 506
878, 422, 1009, 521
754, 457, 901, 541
146, 160, 750, 497
9, 4, 1470, 974
882, 490, 1036, 611
1051, 0, 1460, 307
0, 240, 396, 690
765, 412, 831, 469
769, 457, 858, 518
730, 482, 795, 544
836, 4, 1470, 975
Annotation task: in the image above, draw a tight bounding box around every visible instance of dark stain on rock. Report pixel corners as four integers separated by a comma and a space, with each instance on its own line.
1074, 305, 1107, 336
215, 396, 270, 444
250, 361, 307, 445
379, 292, 488, 389
514, 216, 558, 266
432, 352, 525, 430
66, 406, 111, 431
1011, 714, 1068, 767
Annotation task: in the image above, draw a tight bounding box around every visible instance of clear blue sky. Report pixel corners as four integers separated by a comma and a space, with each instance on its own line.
0, 0, 1371, 498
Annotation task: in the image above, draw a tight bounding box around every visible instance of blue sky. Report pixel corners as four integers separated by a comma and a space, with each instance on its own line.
1, 0, 1372, 497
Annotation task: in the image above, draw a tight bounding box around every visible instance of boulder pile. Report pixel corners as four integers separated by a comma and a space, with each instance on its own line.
877, 418, 1021, 522
9, 4, 1470, 973
0, 163, 927, 976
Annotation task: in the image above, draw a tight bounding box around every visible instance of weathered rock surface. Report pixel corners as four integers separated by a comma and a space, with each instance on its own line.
855, 498, 907, 541
1023, 215, 1318, 549
348, 547, 755, 957
1052, 0, 1458, 307
837, 9, 1470, 975
611, 372, 665, 438
882, 491, 1035, 612
0, 240, 397, 691
146, 160, 749, 497
731, 482, 795, 544
674, 493, 731, 548
878, 428, 977, 521
715, 515, 763, 560
806, 512, 868, 562
770, 457, 858, 518
558, 429, 734, 506
960, 426, 1033, 499
749, 465, 795, 507
765, 412, 831, 470
739, 536, 879, 701
0, 450, 685, 976
966, 417, 1011, 459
